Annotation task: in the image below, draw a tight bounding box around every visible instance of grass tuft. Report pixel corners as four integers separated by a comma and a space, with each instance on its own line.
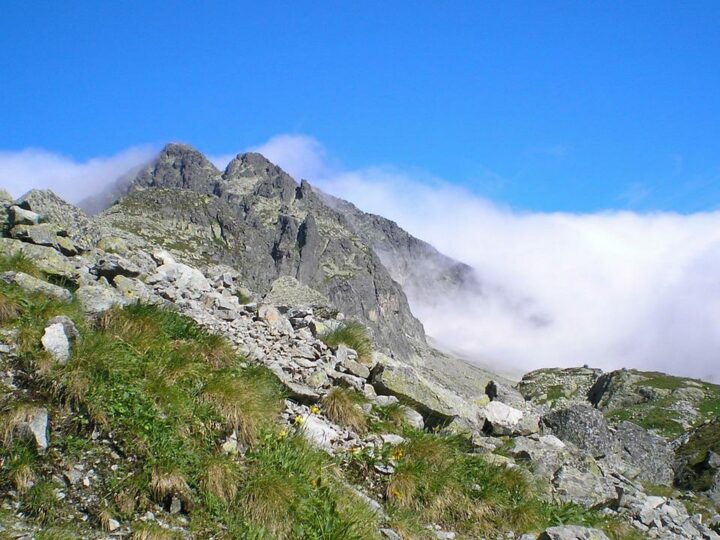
203, 367, 283, 445
0, 251, 43, 277
320, 321, 372, 363
322, 387, 368, 434
201, 456, 241, 506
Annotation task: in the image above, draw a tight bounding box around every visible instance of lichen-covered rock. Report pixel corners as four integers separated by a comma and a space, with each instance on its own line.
263, 275, 332, 313
76, 281, 128, 315
614, 421, 674, 486
542, 405, 615, 458
517, 367, 602, 409
552, 457, 619, 508
0, 238, 78, 280
539, 525, 610, 540
17, 189, 101, 250
10, 223, 79, 255
9, 205, 40, 226
0, 271, 72, 302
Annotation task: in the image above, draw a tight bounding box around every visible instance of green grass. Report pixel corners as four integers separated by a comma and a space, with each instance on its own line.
0, 273, 649, 539
606, 405, 685, 439
0, 251, 43, 278
320, 321, 372, 363
0, 280, 381, 538
20, 480, 62, 524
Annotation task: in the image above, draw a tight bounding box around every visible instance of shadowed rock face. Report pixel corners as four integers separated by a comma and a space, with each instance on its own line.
98, 144, 427, 359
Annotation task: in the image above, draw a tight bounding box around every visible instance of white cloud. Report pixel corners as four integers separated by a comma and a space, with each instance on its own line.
254, 134, 720, 382
0, 146, 157, 202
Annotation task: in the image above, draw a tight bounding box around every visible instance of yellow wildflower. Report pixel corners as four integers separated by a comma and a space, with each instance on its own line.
294, 415, 305, 426
310, 405, 321, 415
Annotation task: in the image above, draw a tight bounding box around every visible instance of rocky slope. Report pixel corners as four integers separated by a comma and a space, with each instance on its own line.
1, 149, 719, 539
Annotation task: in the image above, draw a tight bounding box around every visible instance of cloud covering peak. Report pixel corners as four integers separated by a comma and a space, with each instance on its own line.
253, 135, 720, 381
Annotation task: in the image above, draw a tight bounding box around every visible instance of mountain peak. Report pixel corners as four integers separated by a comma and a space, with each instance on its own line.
131, 143, 221, 194
223, 151, 287, 181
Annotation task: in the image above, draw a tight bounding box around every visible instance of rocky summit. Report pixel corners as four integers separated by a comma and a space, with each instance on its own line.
1, 146, 719, 539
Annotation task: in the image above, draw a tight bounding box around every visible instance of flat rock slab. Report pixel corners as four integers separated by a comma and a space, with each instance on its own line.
0, 271, 72, 303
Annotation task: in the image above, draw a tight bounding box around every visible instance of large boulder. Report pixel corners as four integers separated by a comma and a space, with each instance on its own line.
517, 367, 602, 410
0, 238, 78, 281
614, 421, 674, 486
542, 404, 615, 458
371, 360, 481, 427
263, 275, 333, 315
17, 189, 101, 250
76, 281, 128, 315
10, 223, 79, 255
9, 205, 40, 226
0, 271, 72, 303
552, 457, 619, 508
539, 526, 610, 540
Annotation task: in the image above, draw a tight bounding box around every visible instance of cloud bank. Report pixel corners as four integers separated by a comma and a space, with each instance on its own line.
255, 135, 720, 381
0, 146, 157, 202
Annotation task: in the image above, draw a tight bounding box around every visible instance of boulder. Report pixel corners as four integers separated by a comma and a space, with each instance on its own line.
371, 360, 482, 427
481, 401, 538, 436
0, 238, 78, 281
10, 223, 79, 255
91, 253, 142, 280
539, 526, 610, 540
263, 275, 333, 314
552, 457, 619, 508
486, 379, 526, 409
614, 421, 674, 486
257, 304, 294, 334
0, 271, 72, 303
113, 275, 153, 303
399, 406, 424, 430
76, 282, 127, 315
542, 404, 615, 458
301, 415, 340, 451
9, 205, 40, 226
12, 407, 49, 451
517, 367, 602, 409
41, 316, 79, 364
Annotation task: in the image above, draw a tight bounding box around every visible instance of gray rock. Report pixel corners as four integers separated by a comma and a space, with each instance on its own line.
13, 407, 49, 451
539, 525, 610, 540
263, 275, 332, 312
615, 421, 674, 486
399, 406, 424, 430
375, 395, 400, 407
481, 400, 525, 436
0, 238, 78, 281
379, 529, 401, 540
518, 367, 602, 409
41, 323, 71, 363
10, 224, 79, 255
301, 415, 340, 451
17, 189, 101, 250
339, 345, 371, 379
9, 206, 40, 226
552, 458, 619, 508
486, 379, 526, 409
0, 271, 72, 303
542, 404, 615, 458
76, 282, 127, 315
257, 304, 294, 334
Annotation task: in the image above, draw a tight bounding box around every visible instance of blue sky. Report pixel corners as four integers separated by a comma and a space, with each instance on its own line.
2, 1, 720, 212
